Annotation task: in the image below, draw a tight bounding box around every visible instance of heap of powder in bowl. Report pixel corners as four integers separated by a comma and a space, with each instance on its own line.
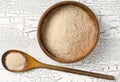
41, 5, 96, 61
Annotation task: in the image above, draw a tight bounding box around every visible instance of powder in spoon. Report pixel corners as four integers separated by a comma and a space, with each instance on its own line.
42, 5, 96, 61
5, 52, 26, 70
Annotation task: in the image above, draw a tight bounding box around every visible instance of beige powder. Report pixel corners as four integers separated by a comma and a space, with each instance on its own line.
5, 52, 26, 70
42, 5, 95, 61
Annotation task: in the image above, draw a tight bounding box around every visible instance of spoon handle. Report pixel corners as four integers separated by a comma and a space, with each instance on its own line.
40, 63, 114, 80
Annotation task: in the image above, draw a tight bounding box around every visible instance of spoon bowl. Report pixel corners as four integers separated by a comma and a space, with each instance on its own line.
2, 50, 115, 80
2, 50, 44, 72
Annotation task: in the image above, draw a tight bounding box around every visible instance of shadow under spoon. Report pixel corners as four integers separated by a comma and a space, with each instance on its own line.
2, 50, 115, 80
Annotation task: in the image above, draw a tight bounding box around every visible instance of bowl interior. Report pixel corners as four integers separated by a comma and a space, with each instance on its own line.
37, 1, 99, 63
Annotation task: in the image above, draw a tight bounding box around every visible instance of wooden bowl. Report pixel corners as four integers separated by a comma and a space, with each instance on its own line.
37, 1, 99, 63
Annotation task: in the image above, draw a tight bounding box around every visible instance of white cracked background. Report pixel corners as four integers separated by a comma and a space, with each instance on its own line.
0, 0, 120, 82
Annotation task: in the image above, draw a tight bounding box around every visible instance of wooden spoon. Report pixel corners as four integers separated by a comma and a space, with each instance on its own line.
2, 50, 114, 80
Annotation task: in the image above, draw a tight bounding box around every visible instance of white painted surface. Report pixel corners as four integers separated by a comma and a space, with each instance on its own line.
0, 0, 120, 82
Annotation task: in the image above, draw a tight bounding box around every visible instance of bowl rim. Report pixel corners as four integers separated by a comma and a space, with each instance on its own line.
37, 1, 99, 63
